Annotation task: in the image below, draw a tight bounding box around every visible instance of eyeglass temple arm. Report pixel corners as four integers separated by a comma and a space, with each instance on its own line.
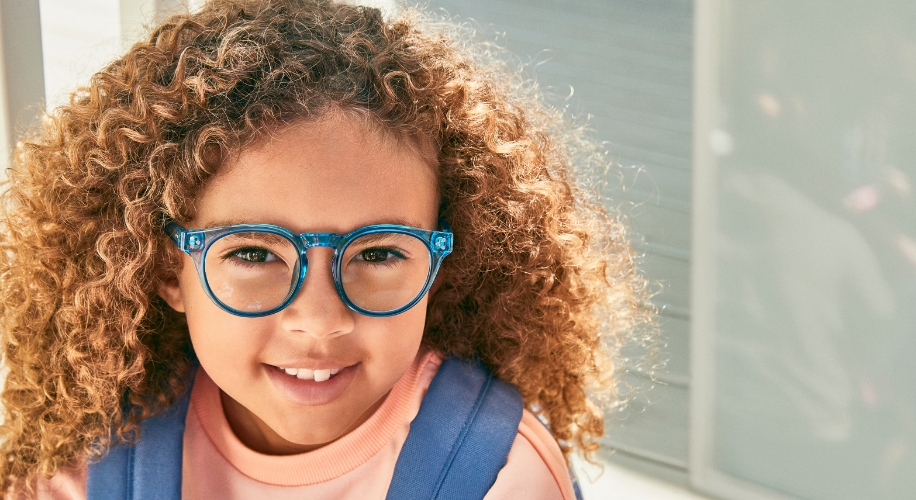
162, 218, 189, 251
433, 218, 454, 256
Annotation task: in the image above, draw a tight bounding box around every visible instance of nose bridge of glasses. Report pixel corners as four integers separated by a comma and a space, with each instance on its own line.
299, 233, 344, 251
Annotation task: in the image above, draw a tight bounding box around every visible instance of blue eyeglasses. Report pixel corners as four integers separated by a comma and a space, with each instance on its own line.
164, 219, 453, 318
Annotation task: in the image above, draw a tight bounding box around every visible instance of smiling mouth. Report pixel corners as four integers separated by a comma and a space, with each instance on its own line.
276, 366, 345, 382
266, 363, 358, 406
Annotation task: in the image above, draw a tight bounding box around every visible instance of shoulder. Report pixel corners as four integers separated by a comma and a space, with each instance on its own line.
417, 355, 575, 499
484, 410, 577, 500
11, 463, 86, 500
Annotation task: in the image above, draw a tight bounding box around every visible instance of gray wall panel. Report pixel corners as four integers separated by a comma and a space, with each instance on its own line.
424, 0, 695, 486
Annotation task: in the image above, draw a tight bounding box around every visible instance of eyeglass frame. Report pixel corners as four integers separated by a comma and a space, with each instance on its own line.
163, 218, 453, 318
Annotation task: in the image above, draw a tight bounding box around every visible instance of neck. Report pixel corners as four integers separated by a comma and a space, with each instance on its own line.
219, 389, 387, 455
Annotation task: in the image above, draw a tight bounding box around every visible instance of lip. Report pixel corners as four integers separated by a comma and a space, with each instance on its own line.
273, 359, 353, 371
265, 362, 358, 406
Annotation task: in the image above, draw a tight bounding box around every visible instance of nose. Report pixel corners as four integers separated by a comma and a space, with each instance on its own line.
278, 247, 355, 340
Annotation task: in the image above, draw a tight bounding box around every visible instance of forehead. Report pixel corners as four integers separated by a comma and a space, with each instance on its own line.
192, 113, 440, 233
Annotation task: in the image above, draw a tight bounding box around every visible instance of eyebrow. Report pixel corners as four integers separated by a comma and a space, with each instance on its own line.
350, 231, 409, 245
217, 231, 291, 245
201, 217, 429, 232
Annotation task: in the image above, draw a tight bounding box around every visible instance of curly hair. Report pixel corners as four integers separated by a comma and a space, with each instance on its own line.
0, 0, 653, 491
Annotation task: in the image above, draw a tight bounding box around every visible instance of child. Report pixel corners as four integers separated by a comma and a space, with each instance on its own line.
0, 0, 652, 498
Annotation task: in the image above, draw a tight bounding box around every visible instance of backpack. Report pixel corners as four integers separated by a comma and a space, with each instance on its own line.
86, 357, 554, 500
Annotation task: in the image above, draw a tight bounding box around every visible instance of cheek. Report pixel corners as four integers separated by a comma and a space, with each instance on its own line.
177, 262, 269, 372
360, 297, 428, 376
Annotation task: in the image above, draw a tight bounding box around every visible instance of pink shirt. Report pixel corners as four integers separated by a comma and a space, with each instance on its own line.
29, 350, 575, 499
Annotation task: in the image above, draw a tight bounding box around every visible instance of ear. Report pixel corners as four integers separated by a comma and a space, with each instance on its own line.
158, 275, 186, 313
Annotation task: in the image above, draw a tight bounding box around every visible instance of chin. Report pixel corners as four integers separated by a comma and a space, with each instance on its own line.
273, 413, 355, 448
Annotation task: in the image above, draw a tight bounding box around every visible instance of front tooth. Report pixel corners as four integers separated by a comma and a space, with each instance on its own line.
330, 368, 340, 375
284, 368, 297, 376
314, 369, 331, 382
296, 368, 314, 380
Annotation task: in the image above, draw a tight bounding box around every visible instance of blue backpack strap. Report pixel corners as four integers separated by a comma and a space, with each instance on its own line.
570, 469, 584, 500
386, 357, 524, 500
86, 385, 192, 500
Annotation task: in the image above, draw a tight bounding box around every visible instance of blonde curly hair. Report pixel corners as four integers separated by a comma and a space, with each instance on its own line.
0, 0, 653, 491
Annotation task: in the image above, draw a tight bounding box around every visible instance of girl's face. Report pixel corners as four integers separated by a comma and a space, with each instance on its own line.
159, 114, 439, 455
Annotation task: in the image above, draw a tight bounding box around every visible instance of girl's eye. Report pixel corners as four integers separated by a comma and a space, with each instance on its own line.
357, 248, 404, 263
230, 247, 277, 263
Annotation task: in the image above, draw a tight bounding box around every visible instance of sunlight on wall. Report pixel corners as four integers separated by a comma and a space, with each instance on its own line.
573, 455, 709, 500
39, 0, 120, 111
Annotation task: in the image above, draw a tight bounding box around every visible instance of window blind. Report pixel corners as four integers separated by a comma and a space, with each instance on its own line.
423, 0, 694, 485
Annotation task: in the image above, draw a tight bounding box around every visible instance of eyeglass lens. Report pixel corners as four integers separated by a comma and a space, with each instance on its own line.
203, 231, 431, 314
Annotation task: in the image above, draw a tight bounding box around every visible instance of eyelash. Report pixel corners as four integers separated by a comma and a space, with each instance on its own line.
220, 245, 409, 268
353, 247, 407, 265
224, 247, 278, 265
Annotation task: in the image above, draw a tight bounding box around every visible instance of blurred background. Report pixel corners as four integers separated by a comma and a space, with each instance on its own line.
0, 1, 913, 499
